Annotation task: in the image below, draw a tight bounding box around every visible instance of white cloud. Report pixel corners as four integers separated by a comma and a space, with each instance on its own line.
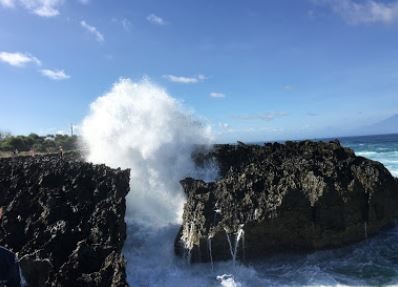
0, 51, 70, 80
81, 20, 104, 42
0, 0, 63, 17
147, 14, 166, 25
0, 0, 15, 8
234, 112, 288, 121
40, 69, 70, 80
20, 0, 63, 17
0, 51, 41, 67
316, 0, 398, 24
163, 74, 206, 84
209, 92, 225, 98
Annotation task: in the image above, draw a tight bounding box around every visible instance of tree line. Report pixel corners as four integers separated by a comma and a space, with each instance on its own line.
0, 132, 78, 153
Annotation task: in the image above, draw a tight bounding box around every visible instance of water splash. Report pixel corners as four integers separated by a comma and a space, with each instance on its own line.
217, 274, 241, 287
80, 78, 213, 227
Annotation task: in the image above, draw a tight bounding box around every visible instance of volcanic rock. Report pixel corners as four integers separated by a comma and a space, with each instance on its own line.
176, 140, 398, 262
0, 155, 130, 286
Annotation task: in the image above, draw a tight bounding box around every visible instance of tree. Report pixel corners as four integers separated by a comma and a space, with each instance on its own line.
0, 133, 78, 153
0, 131, 11, 140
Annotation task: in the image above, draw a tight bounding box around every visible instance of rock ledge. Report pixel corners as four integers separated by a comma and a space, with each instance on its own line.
176, 141, 398, 263
0, 155, 130, 286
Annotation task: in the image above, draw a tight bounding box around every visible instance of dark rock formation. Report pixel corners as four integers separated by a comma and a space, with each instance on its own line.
176, 140, 398, 263
0, 155, 130, 286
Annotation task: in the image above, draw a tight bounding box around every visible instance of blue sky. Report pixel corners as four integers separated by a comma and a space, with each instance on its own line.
0, 0, 398, 142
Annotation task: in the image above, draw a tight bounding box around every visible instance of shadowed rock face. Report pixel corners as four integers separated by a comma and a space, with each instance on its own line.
0, 155, 130, 287
176, 141, 398, 263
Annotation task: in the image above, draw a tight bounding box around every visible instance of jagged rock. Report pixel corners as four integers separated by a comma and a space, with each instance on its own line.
176, 140, 398, 262
0, 155, 130, 286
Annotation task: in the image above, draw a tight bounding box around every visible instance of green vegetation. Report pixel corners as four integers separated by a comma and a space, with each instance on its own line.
0, 133, 78, 154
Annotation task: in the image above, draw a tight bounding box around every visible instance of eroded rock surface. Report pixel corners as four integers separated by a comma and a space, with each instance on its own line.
176, 141, 398, 263
0, 155, 130, 286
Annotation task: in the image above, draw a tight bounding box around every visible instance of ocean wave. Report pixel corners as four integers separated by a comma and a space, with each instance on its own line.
356, 151, 379, 157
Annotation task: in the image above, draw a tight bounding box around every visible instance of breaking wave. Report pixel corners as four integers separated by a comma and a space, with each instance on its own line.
80, 78, 214, 227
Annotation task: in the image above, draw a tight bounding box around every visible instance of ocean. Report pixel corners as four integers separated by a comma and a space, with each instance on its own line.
340, 134, 398, 177
124, 133, 398, 287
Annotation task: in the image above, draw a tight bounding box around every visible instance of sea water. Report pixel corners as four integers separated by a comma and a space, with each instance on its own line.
341, 134, 398, 177
123, 134, 398, 287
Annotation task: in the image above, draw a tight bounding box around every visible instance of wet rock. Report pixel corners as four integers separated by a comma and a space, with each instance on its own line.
0, 155, 130, 286
176, 141, 398, 262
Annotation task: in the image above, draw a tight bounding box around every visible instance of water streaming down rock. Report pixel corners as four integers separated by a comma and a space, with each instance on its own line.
224, 227, 245, 266
234, 228, 245, 264
225, 230, 234, 262
183, 221, 196, 263
208, 236, 214, 271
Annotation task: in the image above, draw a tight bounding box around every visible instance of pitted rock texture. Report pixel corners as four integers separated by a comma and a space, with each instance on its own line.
0, 155, 130, 286
176, 141, 398, 262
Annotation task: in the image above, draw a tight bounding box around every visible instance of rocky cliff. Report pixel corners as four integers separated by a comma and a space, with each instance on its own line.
176, 140, 398, 263
0, 155, 130, 286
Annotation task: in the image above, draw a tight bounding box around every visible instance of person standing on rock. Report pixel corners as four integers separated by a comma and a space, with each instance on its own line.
58, 146, 64, 160
0, 208, 22, 287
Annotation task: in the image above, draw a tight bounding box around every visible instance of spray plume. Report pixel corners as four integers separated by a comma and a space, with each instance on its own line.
80, 78, 213, 227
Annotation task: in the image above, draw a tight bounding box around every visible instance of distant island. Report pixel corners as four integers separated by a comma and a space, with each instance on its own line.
355, 114, 398, 136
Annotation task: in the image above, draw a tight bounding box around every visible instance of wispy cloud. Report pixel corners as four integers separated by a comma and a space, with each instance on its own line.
0, 51, 41, 67
122, 18, 131, 31
112, 17, 131, 31
0, 0, 15, 8
147, 14, 166, 25
0, 0, 64, 17
81, 20, 104, 42
216, 122, 234, 134
233, 112, 288, 121
283, 85, 294, 91
209, 92, 226, 98
40, 69, 70, 80
315, 0, 398, 24
163, 74, 206, 84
